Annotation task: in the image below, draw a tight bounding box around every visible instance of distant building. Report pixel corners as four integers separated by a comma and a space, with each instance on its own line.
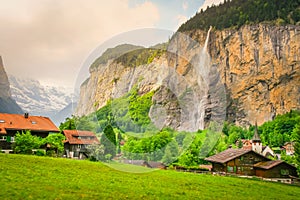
0, 113, 59, 150
62, 130, 100, 159
282, 142, 295, 156
236, 124, 275, 158
205, 148, 298, 178
121, 159, 166, 169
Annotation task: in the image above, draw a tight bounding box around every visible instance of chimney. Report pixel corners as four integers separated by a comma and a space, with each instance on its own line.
24, 113, 29, 118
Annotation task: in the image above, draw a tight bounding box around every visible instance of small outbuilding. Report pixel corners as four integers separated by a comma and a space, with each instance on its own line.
254, 160, 298, 178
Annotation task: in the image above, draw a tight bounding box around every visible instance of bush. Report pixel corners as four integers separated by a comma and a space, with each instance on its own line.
35, 149, 46, 156
13, 131, 43, 154
46, 150, 56, 157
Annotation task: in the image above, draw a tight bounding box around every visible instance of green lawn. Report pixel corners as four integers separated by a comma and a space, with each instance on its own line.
0, 154, 299, 199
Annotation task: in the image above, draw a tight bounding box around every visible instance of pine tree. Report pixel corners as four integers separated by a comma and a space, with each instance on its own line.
101, 124, 116, 158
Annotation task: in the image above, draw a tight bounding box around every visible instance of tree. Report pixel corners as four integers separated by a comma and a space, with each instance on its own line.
44, 133, 65, 157
238, 138, 243, 148
86, 144, 105, 161
13, 131, 43, 154
101, 125, 117, 158
293, 124, 300, 174
59, 117, 76, 130
162, 139, 179, 165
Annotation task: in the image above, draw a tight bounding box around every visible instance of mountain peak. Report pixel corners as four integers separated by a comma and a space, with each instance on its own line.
0, 56, 23, 114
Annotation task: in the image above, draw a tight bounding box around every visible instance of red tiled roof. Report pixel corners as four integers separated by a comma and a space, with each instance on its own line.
63, 130, 100, 145
0, 113, 59, 134
205, 148, 252, 163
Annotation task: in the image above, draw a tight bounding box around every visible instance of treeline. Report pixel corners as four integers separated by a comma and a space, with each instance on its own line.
60, 89, 299, 167
178, 0, 300, 32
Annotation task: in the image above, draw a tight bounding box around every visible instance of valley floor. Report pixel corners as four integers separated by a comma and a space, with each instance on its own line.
0, 154, 299, 199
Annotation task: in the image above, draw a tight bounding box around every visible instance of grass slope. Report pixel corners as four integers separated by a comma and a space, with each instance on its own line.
0, 154, 299, 199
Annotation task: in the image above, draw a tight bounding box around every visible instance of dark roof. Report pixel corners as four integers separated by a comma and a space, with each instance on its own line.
0, 113, 59, 134
147, 161, 166, 168
205, 148, 252, 163
63, 130, 99, 145
254, 160, 296, 170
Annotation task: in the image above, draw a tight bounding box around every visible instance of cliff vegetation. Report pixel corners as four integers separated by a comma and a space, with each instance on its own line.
179, 0, 300, 32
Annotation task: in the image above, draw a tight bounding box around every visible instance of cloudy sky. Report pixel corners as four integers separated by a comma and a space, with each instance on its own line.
0, 0, 223, 89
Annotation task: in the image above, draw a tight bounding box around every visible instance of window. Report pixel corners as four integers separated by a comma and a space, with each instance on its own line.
241, 156, 244, 161
31, 121, 37, 124
227, 166, 234, 172
10, 137, 15, 143
281, 169, 289, 175
0, 120, 5, 123
0, 136, 7, 141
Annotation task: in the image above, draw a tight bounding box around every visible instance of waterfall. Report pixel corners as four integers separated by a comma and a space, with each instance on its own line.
196, 26, 212, 130
128, 67, 136, 92
203, 26, 212, 51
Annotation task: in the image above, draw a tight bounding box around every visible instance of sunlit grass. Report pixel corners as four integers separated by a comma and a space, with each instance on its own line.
0, 154, 299, 199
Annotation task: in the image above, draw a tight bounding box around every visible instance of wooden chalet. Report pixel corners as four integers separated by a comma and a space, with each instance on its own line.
205, 148, 298, 178
62, 130, 100, 158
205, 149, 269, 176
0, 113, 59, 150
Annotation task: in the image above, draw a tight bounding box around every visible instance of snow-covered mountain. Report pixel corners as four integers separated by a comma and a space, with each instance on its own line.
8, 75, 76, 124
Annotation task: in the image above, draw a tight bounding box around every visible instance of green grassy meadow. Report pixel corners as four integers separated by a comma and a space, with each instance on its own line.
0, 154, 299, 199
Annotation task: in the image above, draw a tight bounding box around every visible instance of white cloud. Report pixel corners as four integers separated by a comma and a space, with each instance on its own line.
182, 1, 188, 11
0, 0, 160, 87
198, 0, 225, 12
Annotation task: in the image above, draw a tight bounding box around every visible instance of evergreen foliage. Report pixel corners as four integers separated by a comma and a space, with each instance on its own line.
95, 87, 155, 133
178, 0, 300, 32
101, 124, 117, 158
114, 47, 165, 68
90, 44, 143, 69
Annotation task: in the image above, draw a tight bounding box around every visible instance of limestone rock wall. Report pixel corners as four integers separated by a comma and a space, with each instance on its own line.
76, 24, 300, 129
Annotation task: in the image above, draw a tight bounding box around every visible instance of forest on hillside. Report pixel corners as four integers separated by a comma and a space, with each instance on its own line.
60, 81, 300, 167
178, 0, 300, 32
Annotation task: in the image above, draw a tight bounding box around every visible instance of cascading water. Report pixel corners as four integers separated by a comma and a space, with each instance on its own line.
128, 66, 136, 92
196, 26, 212, 130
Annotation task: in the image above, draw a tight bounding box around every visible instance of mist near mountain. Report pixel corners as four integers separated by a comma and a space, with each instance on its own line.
9, 75, 76, 125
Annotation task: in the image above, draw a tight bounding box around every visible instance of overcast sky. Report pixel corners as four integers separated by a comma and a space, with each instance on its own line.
0, 0, 222, 89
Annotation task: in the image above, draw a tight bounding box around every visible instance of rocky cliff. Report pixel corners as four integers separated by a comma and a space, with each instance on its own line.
76, 24, 300, 129
0, 56, 23, 114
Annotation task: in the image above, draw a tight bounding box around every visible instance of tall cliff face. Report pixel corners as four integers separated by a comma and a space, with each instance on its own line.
206, 24, 300, 126
0, 56, 23, 114
76, 24, 300, 129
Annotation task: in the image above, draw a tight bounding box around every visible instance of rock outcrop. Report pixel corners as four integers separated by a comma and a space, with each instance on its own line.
76, 24, 300, 129
0, 56, 23, 114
